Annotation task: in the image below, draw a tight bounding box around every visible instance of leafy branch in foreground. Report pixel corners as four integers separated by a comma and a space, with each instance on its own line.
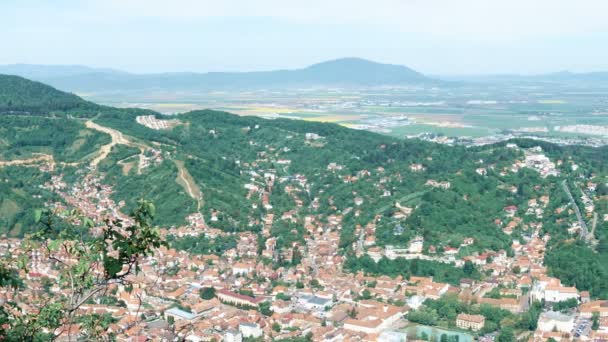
0, 199, 164, 341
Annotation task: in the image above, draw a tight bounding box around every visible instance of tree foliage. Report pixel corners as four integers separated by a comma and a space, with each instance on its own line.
0, 199, 164, 341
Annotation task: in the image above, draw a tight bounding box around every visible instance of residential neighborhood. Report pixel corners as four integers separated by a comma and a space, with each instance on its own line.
2, 138, 607, 341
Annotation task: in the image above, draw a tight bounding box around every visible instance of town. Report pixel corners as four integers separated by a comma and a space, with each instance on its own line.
3, 131, 607, 342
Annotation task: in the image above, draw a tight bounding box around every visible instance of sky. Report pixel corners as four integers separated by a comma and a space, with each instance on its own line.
2, 0, 608, 75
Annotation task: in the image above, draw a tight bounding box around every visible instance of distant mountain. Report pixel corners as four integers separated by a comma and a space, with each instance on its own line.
0, 58, 436, 93
0, 64, 124, 80
0, 74, 98, 114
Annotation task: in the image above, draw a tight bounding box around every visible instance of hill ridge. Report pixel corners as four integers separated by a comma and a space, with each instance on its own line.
0, 58, 436, 92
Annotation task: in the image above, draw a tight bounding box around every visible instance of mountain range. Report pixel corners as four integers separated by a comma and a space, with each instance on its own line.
0, 58, 435, 93
3, 58, 608, 95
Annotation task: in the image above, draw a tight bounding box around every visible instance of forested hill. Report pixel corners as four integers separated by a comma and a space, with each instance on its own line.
0, 74, 98, 114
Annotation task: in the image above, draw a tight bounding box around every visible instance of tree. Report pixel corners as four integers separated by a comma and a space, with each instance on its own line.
592, 312, 600, 330
360, 289, 372, 300
407, 307, 439, 326
518, 301, 542, 330
498, 327, 515, 342
275, 293, 291, 301
463, 260, 475, 276
259, 301, 273, 316
272, 322, 281, 332
596, 183, 608, 196
200, 287, 216, 300
0, 200, 164, 341
552, 298, 578, 312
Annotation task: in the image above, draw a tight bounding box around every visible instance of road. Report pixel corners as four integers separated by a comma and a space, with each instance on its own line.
0, 153, 53, 167
590, 212, 598, 240
85, 120, 152, 172
86, 120, 132, 168
561, 180, 589, 241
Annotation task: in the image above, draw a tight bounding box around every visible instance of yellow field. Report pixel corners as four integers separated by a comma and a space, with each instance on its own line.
241, 107, 297, 114
301, 115, 361, 123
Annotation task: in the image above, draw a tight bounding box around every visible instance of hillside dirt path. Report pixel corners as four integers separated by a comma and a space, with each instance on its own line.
85, 120, 147, 170
174, 159, 203, 211
0, 153, 54, 167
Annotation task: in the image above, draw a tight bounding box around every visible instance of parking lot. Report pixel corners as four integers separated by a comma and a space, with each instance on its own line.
573, 317, 592, 339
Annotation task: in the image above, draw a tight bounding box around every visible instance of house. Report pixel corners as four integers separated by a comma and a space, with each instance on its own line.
461, 238, 475, 247
224, 330, 243, 342
580, 300, 608, 318
544, 286, 579, 303
443, 247, 459, 256
354, 197, 364, 206
408, 236, 424, 254
232, 262, 253, 276
478, 297, 521, 313
343, 302, 406, 335
579, 292, 594, 306
504, 205, 518, 217
410, 164, 425, 172
216, 289, 265, 307
425, 180, 451, 189
271, 299, 293, 314
456, 313, 485, 331
305, 133, 322, 140
406, 295, 425, 310
165, 307, 202, 321
239, 323, 263, 338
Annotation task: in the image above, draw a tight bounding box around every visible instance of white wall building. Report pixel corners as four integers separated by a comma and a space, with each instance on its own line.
538, 311, 575, 333
239, 323, 263, 338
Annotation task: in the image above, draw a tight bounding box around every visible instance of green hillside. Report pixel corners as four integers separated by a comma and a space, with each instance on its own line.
0, 74, 98, 114
0, 76, 607, 295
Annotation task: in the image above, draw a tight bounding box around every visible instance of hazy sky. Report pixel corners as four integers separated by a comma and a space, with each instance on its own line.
2, 0, 608, 75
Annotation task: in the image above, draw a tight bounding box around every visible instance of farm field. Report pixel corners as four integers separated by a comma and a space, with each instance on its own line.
81, 82, 608, 142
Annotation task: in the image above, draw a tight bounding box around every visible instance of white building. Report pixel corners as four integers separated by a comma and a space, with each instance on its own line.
538, 311, 575, 333
544, 286, 579, 303
239, 323, 263, 338
408, 236, 424, 254
406, 295, 425, 310
224, 329, 243, 342
343, 303, 405, 335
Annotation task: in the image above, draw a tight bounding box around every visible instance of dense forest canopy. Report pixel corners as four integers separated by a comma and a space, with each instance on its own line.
0, 74, 98, 114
